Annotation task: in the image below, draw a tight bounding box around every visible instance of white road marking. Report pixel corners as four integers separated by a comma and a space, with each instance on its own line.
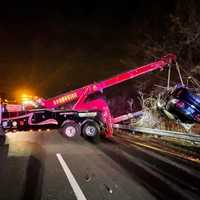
56, 153, 87, 200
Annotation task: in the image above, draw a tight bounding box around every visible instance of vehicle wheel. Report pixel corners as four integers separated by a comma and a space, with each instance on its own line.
82, 121, 100, 138
61, 121, 80, 138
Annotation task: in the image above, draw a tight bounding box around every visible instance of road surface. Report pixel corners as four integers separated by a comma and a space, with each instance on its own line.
0, 130, 200, 200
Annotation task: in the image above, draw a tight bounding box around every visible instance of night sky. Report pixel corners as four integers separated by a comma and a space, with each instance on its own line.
0, 1, 175, 100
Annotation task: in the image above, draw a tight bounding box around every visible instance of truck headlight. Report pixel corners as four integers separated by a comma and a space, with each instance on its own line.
12, 121, 18, 127
2, 121, 8, 128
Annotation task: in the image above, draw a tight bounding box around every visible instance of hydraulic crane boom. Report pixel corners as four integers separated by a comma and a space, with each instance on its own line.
43, 53, 176, 109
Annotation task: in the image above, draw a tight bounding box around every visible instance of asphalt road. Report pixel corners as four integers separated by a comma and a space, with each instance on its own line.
0, 130, 200, 200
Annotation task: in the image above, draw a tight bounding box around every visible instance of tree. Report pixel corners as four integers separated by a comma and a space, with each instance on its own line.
144, 0, 200, 67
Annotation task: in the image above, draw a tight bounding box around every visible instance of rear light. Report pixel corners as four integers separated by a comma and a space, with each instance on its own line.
195, 114, 200, 122
176, 101, 185, 108
19, 121, 24, 126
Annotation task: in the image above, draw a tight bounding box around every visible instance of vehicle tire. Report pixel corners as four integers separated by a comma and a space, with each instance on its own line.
82, 121, 100, 138
61, 121, 81, 138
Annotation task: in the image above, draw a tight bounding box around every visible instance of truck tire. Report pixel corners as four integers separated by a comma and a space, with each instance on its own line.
61, 121, 81, 138
82, 121, 100, 138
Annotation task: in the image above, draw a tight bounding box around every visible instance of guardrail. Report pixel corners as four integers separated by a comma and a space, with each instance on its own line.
113, 124, 200, 142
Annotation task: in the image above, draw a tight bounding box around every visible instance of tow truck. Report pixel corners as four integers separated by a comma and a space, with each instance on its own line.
0, 54, 177, 138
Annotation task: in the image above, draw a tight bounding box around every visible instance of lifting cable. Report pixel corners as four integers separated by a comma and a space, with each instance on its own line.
166, 62, 184, 91
167, 65, 171, 90
175, 62, 184, 86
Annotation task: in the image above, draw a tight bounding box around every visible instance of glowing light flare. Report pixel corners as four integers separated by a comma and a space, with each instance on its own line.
15, 88, 35, 103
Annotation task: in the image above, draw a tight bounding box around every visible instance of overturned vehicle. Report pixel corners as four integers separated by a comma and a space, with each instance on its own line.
158, 85, 200, 124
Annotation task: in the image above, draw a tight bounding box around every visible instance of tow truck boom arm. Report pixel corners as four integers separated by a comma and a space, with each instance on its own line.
43, 53, 176, 108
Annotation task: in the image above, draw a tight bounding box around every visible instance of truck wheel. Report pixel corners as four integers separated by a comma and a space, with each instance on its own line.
62, 121, 80, 138
82, 121, 100, 138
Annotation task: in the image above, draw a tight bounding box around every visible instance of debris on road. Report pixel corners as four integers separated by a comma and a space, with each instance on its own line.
104, 184, 113, 194
85, 174, 92, 182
